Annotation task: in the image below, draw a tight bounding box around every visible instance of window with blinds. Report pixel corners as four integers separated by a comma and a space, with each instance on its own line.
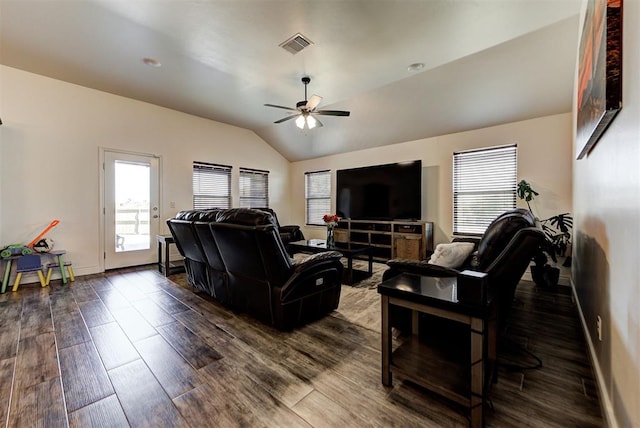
305, 170, 331, 225
239, 167, 269, 208
453, 144, 517, 235
192, 162, 232, 209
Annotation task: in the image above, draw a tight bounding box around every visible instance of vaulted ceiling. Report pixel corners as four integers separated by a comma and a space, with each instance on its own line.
0, 0, 581, 161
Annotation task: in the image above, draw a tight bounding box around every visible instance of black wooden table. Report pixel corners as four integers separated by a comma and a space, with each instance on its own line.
287, 239, 373, 285
378, 272, 496, 428
156, 234, 185, 276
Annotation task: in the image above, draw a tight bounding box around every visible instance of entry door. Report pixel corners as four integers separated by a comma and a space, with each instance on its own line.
104, 150, 160, 269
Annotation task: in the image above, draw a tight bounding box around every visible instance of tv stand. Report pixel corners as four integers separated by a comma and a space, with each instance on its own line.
335, 219, 433, 262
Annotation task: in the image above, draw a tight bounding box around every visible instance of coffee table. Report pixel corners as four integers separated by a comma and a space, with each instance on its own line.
287, 239, 373, 285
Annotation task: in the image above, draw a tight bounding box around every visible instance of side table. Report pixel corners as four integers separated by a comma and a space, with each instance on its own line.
157, 235, 185, 276
378, 272, 496, 428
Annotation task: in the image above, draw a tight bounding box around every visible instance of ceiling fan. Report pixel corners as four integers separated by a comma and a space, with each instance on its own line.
264, 77, 350, 130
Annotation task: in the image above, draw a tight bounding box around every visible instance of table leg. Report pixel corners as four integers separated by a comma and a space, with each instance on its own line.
488, 305, 498, 384
1, 259, 13, 293
346, 255, 354, 284
57, 254, 68, 284
470, 317, 485, 428
164, 240, 171, 276
381, 295, 392, 386
367, 252, 373, 275
411, 310, 420, 336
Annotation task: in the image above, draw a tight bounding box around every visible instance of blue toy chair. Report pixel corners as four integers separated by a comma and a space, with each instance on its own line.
12, 254, 47, 292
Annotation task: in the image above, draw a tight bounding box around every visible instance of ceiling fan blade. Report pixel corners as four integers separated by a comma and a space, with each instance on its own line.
306, 95, 322, 111
274, 114, 299, 124
314, 110, 351, 117
264, 103, 297, 112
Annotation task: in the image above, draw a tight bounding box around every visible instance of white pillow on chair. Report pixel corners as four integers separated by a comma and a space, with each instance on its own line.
428, 242, 475, 269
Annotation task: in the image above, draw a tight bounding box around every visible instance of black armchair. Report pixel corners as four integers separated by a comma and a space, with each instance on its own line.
383, 208, 545, 333
254, 208, 305, 244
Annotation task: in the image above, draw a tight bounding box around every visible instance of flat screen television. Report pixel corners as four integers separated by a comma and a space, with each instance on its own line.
336, 160, 422, 221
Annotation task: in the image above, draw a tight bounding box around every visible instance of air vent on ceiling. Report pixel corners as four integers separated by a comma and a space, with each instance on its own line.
279, 33, 313, 55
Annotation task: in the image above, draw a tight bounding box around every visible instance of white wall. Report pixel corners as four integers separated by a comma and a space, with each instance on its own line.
572, 0, 640, 426
291, 113, 573, 244
0, 65, 290, 276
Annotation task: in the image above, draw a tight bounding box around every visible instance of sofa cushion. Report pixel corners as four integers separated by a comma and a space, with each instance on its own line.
175, 209, 221, 222
428, 242, 475, 269
215, 208, 276, 226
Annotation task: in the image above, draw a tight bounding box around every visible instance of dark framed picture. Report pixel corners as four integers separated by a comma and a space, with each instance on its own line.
576, 0, 622, 159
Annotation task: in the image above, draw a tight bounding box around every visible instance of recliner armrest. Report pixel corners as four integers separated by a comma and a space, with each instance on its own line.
279, 225, 305, 242
282, 251, 344, 301
384, 258, 459, 280
291, 251, 343, 273
279, 225, 301, 232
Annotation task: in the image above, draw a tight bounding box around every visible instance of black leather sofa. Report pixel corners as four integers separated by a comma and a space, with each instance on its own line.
167, 208, 343, 329
383, 208, 545, 333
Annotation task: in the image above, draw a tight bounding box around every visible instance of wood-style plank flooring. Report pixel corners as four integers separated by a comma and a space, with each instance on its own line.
0, 266, 603, 427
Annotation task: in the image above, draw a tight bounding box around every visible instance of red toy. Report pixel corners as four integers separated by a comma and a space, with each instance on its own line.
27, 220, 59, 248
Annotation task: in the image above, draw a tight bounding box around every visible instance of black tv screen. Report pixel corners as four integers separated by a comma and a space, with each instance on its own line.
336, 160, 422, 221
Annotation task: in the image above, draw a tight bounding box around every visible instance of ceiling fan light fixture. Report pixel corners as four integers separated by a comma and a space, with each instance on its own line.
306, 115, 317, 129
295, 113, 317, 130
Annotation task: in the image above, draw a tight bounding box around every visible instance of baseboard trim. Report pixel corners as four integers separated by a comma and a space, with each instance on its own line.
570, 278, 617, 428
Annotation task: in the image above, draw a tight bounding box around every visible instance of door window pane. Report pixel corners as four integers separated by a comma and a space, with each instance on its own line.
115, 161, 151, 252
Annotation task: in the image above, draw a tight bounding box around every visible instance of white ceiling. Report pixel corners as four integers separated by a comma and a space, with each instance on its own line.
0, 0, 581, 161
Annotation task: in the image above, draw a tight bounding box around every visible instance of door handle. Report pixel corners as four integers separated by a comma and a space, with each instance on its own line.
153, 214, 159, 218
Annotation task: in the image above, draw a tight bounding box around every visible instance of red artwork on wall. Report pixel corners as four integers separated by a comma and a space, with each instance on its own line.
576, 0, 622, 159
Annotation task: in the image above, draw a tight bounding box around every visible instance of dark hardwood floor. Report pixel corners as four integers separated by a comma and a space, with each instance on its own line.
0, 266, 603, 427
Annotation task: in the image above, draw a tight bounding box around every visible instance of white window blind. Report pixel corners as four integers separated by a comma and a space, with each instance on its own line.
192, 162, 231, 209
305, 170, 331, 225
453, 144, 517, 235
239, 167, 269, 208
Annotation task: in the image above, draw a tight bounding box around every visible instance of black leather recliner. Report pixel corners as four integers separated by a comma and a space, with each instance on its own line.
254, 207, 305, 244
167, 208, 343, 329
166, 209, 222, 297
383, 208, 545, 332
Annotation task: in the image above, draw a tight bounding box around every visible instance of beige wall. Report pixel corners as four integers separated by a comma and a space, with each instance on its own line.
572, 0, 640, 426
0, 65, 290, 276
290, 113, 573, 243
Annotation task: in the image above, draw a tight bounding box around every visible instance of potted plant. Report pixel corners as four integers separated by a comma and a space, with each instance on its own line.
517, 180, 573, 287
